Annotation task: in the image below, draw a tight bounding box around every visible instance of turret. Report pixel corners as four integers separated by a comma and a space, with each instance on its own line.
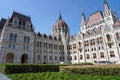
80, 11, 86, 33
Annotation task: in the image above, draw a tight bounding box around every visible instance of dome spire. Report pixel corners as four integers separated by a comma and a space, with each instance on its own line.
59, 11, 62, 20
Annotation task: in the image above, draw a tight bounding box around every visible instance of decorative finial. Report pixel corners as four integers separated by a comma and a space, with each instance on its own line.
81, 8, 85, 17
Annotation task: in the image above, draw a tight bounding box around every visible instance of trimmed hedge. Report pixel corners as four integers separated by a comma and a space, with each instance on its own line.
0, 64, 67, 74
60, 65, 120, 76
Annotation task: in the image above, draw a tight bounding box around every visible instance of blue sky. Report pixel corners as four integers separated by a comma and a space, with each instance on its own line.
0, 0, 120, 35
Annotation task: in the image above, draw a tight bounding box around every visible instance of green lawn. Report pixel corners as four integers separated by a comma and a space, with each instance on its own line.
7, 72, 120, 80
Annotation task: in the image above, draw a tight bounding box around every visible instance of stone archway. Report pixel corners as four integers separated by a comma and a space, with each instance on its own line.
6, 53, 14, 63
21, 54, 28, 63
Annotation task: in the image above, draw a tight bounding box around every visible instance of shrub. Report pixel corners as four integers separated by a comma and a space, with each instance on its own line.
60, 65, 120, 76
1, 64, 67, 74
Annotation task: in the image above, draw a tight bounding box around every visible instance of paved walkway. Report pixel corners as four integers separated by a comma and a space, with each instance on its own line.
0, 73, 11, 80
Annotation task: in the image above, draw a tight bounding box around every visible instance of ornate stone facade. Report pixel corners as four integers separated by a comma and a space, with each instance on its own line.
0, 0, 120, 64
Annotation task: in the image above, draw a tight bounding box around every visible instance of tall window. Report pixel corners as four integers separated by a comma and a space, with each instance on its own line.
80, 55, 83, 60
27, 36, 30, 44
9, 33, 13, 42
14, 34, 17, 42
100, 52, 104, 58
116, 33, 119, 40
43, 55, 46, 60
106, 34, 111, 41
93, 53, 97, 59
74, 55, 77, 60
110, 51, 115, 57
9, 33, 17, 42
86, 54, 90, 59
24, 36, 30, 44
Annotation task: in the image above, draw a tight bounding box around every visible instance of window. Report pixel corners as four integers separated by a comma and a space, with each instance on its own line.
26, 21, 31, 28
13, 17, 18, 25
74, 55, 77, 60
100, 37, 103, 43
9, 33, 17, 42
106, 34, 111, 41
55, 56, 57, 61
80, 55, 83, 60
116, 33, 119, 40
27, 36, 30, 44
14, 34, 17, 42
37, 55, 40, 60
86, 54, 90, 59
24, 36, 27, 44
9, 33, 13, 42
100, 52, 104, 58
73, 43, 76, 49
9, 44, 12, 48
43, 55, 46, 60
93, 53, 97, 59
110, 51, 115, 57
13, 45, 15, 48
78, 42, 81, 47
97, 38, 99, 44
24, 36, 30, 44
49, 56, 52, 60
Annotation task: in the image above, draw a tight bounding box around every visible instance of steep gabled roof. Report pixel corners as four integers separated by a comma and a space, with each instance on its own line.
88, 11, 103, 23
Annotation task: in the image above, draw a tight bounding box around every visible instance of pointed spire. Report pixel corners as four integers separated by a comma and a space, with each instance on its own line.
104, 0, 109, 11
104, 0, 107, 4
59, 11, 62, 20
113, 10, 119, 20
81, 9, 86, 22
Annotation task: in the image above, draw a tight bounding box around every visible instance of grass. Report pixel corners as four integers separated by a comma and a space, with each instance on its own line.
7, 72, 120, 80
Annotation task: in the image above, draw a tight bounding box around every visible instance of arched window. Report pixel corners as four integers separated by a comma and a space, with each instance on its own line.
80, 55, 83, 60
106, 34, 111, 41
116, 33, 119, 40
110, 51, 115, 57
100, 37, 103, 43
97, 38, 99, 44
78, 42, 81, 47
93, 53, 97, 59
86, 54, 90, 59
74, 55, 77, 60
100, 52, 104, 58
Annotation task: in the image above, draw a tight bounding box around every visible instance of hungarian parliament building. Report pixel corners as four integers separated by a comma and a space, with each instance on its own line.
0, 0, 120, 64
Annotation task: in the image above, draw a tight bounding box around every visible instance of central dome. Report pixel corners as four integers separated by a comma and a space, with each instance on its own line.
52, 13, 69, 39
53, 13, 68, 30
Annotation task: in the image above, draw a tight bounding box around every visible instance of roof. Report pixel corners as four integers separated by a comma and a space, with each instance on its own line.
88, 11, 103, 23
113, 21, 120, 27
9, 12, 32, 27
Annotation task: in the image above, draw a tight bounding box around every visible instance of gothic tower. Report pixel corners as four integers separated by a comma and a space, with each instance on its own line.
52, 13, 70, 63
